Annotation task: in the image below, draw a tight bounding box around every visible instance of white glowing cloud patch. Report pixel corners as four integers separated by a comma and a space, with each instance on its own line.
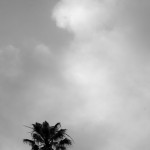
52, 0, 113, 35
52, 0, 123, 124
61, 40, 121, 124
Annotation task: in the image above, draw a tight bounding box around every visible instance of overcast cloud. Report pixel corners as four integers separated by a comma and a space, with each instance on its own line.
0, 0, 150, 150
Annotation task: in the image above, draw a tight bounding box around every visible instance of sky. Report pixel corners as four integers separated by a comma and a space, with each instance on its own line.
0, 0, 150, 150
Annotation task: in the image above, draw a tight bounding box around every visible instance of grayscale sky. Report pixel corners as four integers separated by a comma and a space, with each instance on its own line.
1, 0, 150, 150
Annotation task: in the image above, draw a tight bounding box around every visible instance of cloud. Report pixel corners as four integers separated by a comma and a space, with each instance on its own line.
0, 45, 21, 78
52, 0, 117, 38
52, 0, 150, 150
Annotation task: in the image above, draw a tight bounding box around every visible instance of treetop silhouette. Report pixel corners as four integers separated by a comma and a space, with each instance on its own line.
23, 121, 73, 150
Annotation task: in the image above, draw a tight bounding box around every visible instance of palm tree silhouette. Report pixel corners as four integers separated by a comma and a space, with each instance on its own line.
23, 121, 73, 150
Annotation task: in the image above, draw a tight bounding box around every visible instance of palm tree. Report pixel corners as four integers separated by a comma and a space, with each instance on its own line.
23, 121, 73, 150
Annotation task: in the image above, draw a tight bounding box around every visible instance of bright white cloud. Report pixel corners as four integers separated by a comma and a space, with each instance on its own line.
52, 0, 117, 37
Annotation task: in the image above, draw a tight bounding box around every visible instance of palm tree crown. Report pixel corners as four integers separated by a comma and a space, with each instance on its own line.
23, 121, 73, 150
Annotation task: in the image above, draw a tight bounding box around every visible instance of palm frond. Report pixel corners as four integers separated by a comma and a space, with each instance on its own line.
40, 146, 46, 150
32, 122, 42, 134
56, 145, 67, 150
52, 141, 58, 147
65, 133, 74, 143
54, 123, 61, 131
42, 121, 51, 138
49, 123, 61, 138
59, 138, 72, 146
23, 139, 34, 146
42, 121, 50, 128
52, 129, 67, 141
32, 144, 39, 150
24, 125, 33, 129
32, 133, 44, 143
23, 139, 39, 150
